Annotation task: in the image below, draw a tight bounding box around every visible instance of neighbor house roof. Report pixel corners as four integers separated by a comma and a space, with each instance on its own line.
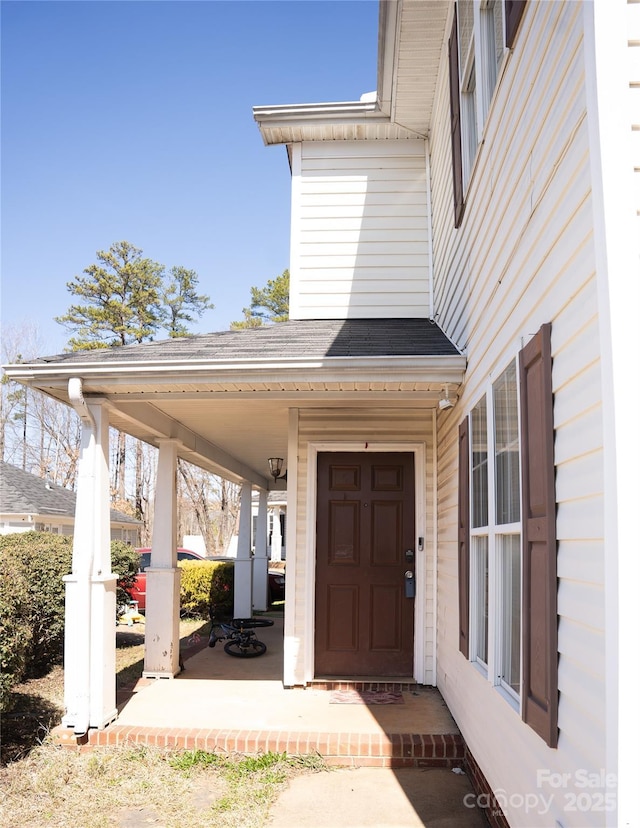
0, 461, 141, 525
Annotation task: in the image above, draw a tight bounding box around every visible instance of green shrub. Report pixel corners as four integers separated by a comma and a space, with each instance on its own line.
0, 532, 72, 707
110, 541, 141, 609
179, 560, 234, 619
0, 532, 73, 681
0, 532, 146, 711
0, 548, 32, 712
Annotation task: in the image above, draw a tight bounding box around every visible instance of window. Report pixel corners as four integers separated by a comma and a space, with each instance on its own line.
479, 1, 505, 121
458, 1, 478, 190
468, 361, 521, 699
470, 399, 488, 665
458, 324, 558, 747
449, 1, 527, 226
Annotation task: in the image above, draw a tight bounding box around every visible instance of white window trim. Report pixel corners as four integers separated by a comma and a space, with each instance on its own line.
494, 527, 522, 709
469, 533, 489, 673
468, 358, 523, 712
457, 0, 510, 194
459, 18, 478, 190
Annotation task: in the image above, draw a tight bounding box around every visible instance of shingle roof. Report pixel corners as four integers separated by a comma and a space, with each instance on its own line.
252, 491, 288, 505
34, 319, 460, 365
0, 462, 141, 525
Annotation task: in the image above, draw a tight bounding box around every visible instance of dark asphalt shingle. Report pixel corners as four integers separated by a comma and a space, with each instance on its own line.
1, 461, 141, 524
34, 319, 460, 365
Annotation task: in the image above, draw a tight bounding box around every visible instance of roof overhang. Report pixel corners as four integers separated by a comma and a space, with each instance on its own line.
5, 351, 466, 489
253, 100, 423, 145
4, 353, 466, 388
254, 0, 451, 147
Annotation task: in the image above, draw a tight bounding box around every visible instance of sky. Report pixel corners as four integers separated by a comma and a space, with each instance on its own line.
1, 0, 379, 356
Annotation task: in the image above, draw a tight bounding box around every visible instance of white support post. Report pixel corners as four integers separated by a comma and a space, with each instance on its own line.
234, 481, 253, 618
271, 505, 282, 562
252, 489, 269, 611
143, 440, 181, 678
62, 396, 117, 734
283, 408, 298, 687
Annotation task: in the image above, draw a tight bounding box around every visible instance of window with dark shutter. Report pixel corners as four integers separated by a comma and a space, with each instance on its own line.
505, 0, 527, 49
449, 6, 465, 229
519, 323, 558, 748
458, 417, 470, 657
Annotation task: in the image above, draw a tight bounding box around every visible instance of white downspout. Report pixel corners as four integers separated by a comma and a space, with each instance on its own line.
67, 377, 95, 736
425, 138, 435, 322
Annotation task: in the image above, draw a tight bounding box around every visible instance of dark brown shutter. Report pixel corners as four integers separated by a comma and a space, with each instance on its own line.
458, 417, 470, 657
505, 1, 527, 49
519, 323, 558, 748
448, 6, 465, 228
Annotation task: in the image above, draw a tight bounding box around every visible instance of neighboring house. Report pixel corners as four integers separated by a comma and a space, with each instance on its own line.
4, 2, 638, 826
252, 490, 287, 561
0, 461, 141, 543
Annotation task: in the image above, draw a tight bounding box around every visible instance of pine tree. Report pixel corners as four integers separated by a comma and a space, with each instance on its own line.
231, 269, 289, 329
55, 241, 213, 349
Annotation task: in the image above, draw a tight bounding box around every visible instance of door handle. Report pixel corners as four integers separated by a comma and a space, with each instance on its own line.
404, 570, 415, 598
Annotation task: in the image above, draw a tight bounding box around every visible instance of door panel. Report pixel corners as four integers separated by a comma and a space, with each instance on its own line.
326, 585, 359, 650
315, 452, 415, 677
328, 501, 360, 564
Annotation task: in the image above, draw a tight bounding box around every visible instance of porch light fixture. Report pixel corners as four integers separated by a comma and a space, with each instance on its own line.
268, 457, 286, 481
438, 384, 455, 410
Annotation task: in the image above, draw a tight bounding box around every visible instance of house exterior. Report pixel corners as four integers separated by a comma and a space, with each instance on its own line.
4, 2, 638, 826
252, 490, 287, 561
0, 461, 141, 543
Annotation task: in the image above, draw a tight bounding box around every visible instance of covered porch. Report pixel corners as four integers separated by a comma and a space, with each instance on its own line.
5, 319, 465, 737
54, 615, 466, 770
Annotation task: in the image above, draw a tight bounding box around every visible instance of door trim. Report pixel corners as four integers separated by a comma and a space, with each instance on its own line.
305, 442, 427, 684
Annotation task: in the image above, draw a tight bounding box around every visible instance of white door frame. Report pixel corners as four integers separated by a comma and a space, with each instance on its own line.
304, 441, 428, 684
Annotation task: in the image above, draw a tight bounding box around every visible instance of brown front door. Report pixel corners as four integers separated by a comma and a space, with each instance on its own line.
315, 452, 415, 677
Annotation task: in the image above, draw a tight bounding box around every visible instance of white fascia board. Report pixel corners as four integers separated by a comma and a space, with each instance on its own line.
4, 355, 467, 387
253, 100, 381, 122
376, 0, 399, 119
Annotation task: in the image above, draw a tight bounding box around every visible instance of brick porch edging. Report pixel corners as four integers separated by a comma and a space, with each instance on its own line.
50, 724, 465, 769
464, 745, 511, 828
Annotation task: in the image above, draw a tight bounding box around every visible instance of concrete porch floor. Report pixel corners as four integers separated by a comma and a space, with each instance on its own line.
56, 616, 465, 769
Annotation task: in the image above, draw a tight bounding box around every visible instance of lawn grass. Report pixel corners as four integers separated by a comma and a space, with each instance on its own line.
1, 611, 329, 826
0, 618, 209, 766
0, 743, 327, 828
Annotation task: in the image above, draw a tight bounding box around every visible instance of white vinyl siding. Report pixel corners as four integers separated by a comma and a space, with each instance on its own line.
287, 408, 434, 687
432, 3, 608, 825
290, 140, 431, 320
632, 0, 640, 218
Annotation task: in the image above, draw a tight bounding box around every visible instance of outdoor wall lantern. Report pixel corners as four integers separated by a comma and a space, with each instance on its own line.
438, 383, 455, 410
268, 457, 286, 482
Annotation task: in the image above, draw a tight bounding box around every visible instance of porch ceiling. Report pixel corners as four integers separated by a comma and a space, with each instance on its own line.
5, 319, 465, 488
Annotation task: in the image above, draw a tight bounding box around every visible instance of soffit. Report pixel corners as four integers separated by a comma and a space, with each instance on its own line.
390, 0, 451, 136
11, 372, 464, 487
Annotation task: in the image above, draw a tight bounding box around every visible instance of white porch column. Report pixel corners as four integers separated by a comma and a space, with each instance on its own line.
62, 391, 117, 734
283, 408, 299, 687
270, 505, 282, 562
252, 489, 269, 611
143, 440, 181, 678
234, 481, 253, 618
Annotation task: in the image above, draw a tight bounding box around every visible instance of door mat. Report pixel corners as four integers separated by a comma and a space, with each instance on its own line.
329, 689, 405, 705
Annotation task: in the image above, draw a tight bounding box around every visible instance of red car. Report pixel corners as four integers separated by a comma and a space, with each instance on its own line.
130, 547, 204, 612
129, 549, 286, 611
